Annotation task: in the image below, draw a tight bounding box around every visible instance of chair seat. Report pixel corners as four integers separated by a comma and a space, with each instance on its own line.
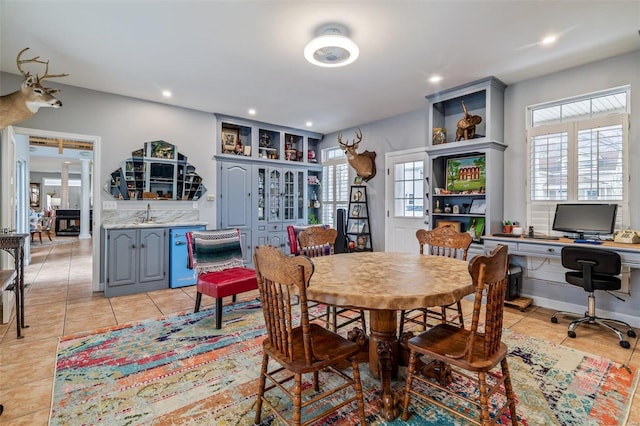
408, 323, 507, 372
566, 271, 621, 291
196, 267, 257, 298
263, 323, 360, 373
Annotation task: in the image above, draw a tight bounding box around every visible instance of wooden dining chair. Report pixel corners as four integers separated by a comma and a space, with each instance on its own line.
253, 245, 366, 426
398, 226, 472, 337
298, 226, 367, 334
401, 244, 518, 426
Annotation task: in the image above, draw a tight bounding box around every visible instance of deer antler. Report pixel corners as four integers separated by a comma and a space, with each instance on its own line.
16, 47, 68, 86
338, 128, 363, 148
37, 59, 69, 85
16, 47, 47, 78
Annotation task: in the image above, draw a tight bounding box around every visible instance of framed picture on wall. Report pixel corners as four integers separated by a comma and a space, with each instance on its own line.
30, 183, 40, 208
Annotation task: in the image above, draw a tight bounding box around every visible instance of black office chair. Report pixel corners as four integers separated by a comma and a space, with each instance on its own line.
551, 246, 636, 348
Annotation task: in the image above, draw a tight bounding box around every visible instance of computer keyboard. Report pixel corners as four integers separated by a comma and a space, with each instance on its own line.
523, 235, 560, 240
574, 239, 603, 245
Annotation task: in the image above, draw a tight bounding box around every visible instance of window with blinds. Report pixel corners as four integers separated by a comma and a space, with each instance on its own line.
527, 88, 629, 235
321, 148, 349, 227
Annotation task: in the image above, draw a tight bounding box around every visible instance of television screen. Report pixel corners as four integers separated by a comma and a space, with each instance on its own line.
552, 203, 617, 238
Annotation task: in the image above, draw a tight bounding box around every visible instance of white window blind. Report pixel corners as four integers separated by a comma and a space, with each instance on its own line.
527, 114, 629, 236
577, 124, 623, 201
321, 147, 348, 227
529, 130, 567, 201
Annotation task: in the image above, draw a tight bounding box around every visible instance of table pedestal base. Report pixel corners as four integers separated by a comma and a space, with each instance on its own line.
369, 310, 400, 421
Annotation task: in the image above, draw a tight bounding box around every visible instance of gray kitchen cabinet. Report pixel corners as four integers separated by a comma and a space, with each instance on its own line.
105, 227, 168, 297
218, 161, 253, 264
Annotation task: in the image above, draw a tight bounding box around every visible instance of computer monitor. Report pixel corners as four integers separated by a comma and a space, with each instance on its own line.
552, 203, 617, 239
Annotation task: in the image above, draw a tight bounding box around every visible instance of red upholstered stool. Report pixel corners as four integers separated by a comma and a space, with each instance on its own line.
194, 266, 258, 329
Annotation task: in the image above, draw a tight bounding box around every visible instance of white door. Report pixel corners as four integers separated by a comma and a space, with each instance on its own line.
385, 149, 427, 253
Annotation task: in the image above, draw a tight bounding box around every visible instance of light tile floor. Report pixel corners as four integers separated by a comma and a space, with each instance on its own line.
1, 239, 640, 424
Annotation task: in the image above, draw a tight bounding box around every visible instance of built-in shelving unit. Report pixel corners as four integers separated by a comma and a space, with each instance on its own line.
108, 140, 205, 201
425, 77, 507, 242
215, 115, 324, 262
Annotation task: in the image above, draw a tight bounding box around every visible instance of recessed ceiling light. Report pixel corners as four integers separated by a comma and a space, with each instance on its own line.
541, 35, 557, 45
306, 121, 313, 127
304, 27, 359, 68
162, 90, 172, 98
428, 75, 443, 83
248, 108, 256, 115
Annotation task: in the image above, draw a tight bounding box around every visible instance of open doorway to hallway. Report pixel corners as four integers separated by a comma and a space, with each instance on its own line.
12, 126, 102, 291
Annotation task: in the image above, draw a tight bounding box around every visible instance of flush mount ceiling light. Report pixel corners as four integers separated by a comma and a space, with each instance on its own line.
304, 27, 359, 68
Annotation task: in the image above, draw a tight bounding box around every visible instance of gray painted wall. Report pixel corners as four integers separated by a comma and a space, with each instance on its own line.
1, 71, 219, 228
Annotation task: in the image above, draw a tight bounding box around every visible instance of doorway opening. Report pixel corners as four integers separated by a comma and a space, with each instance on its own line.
14, 126, 102, 291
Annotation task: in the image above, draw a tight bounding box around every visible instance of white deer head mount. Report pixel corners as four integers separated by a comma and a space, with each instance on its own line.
0, 47, 69, 130
338, 128, 377, 182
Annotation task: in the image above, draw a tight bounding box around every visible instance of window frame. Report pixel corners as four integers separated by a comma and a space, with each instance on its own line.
526, 88, 630, 235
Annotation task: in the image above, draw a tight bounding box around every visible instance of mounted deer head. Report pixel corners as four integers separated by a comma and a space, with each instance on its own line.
338, 128, 377, 182
0, 47, 69, 130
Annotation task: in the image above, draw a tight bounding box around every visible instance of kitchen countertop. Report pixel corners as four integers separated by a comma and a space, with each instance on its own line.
102, 222, 208, 230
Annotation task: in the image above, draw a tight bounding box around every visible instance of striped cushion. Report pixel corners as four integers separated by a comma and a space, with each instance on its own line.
188, 229, 244, 273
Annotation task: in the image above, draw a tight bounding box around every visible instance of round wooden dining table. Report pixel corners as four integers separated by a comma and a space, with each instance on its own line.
307, 251, 474, 420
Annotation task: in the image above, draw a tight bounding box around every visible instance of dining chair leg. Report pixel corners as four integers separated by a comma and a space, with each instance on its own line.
293, 373, 302, 425
478, 371, 491, 425
398, 310, 407, 337
456, 301, 465, 326
313, 371, 319, 392
254, 353, 268, 424
351, 357, 366, 425
359, 310, 367, 334
401, 350, 417, 421
501, 358, 519, 425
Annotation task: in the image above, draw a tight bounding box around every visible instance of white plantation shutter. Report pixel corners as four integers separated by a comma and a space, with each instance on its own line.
321, 148, 349, 227
529, 129, 568, 201
527, 114, 628, 236
576, 121, 624, 201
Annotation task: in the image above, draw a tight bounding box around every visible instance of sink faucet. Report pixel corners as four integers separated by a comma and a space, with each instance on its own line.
146, 203, 151, 222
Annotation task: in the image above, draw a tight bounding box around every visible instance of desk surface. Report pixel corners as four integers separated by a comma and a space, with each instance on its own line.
484, 235, 640, 267
308, 252, 473, 311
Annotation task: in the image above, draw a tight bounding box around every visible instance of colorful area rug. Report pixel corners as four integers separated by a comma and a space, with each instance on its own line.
50, 300, 638, 425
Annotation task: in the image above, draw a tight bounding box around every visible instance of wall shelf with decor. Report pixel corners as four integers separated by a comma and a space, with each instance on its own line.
425, 77, 507, 243
215, 114, 322, 166
427, 143, 505, 243
107, 140, 206, 201
427, 76, 506, 146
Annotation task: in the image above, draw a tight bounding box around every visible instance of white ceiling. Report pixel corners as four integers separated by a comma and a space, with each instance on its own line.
2, 1, 639, 139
